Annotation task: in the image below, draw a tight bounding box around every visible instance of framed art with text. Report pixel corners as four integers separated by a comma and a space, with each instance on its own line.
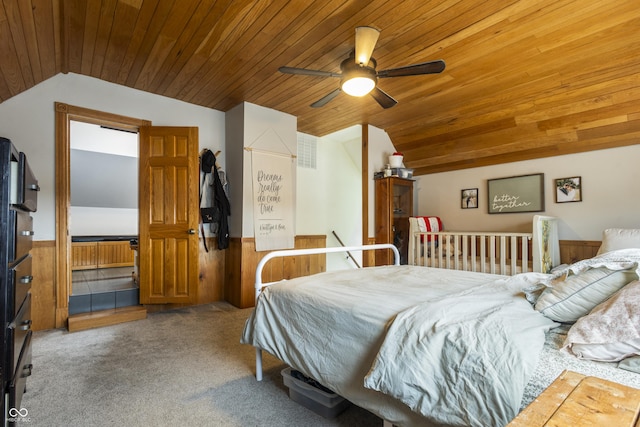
487, 173, 544, 214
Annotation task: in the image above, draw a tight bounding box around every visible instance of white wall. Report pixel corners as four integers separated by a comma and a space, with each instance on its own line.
224, 103, 245, 238
69, 207, 138, 235
295, 133, 325, 237
318, 128, 362, 270
415, 144, 640, 240
0, 73, 225, 241
227, 104, 357, 268
230, 102, 297, 239
226, 101, 302, 247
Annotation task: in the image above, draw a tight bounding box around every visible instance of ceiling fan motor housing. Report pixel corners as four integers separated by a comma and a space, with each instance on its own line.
340, 57, 378, 96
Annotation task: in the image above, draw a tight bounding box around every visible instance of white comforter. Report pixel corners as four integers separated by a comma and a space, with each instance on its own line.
241, 266, 557, 426
363, 278, 558, 426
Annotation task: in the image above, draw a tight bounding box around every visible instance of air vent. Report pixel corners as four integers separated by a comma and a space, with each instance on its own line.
297, 133, 317, 169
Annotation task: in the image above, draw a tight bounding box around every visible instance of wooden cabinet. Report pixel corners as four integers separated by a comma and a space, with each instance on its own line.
375, 177, 413, 265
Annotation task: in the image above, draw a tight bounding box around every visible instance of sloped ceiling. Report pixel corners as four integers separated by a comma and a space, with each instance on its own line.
1, 0, 639, 175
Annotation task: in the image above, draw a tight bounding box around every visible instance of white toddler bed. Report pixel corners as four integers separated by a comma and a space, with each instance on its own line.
408, 214, 560, 275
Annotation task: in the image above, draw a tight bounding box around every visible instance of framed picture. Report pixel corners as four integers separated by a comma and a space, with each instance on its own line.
461, 188, 478, 209
555, 176, 582, 203
487, 173, 544, 214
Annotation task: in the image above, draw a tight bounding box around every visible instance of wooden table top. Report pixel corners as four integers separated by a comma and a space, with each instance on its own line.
508, 370, 640, 427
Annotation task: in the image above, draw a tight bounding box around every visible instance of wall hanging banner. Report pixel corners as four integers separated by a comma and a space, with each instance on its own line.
251, 150, 295, 251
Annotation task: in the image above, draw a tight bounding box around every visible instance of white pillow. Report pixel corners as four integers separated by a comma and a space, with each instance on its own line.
563, 280, 640, 362
569, 339, 640, 362
534, 267, 638, 322
597, 228, 640, 255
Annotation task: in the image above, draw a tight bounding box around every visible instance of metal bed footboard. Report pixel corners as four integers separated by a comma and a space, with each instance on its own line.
253, 243, 400, 381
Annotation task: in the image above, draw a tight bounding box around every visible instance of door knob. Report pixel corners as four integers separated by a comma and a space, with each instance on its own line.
187, 229, 196, 234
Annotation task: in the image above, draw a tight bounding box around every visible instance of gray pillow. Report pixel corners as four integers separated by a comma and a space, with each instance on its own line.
535, 267, 638, 323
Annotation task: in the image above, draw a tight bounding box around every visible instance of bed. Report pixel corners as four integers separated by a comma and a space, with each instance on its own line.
408, 215, 560, 275
241, 229, 640, 427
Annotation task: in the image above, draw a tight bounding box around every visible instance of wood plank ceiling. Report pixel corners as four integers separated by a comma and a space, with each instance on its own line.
0, 0, 638, 175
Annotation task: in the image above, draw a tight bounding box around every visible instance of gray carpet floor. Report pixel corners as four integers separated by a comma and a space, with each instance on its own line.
20, 302, 382, 427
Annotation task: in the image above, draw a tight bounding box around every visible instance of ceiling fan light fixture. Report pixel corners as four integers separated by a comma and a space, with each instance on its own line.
342, 76, 376, 97
280, 26, 444, 108
340, 59, 377, 97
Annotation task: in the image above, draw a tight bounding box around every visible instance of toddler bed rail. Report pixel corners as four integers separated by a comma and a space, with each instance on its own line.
408, 215, 559, 275
410, 231, 532, 275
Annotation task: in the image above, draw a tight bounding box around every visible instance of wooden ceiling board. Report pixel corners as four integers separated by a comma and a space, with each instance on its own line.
99, 0, 143, 82
33, 0, 58, 79
147, 0, 231, 94
63, 0, 86, 74
4, 0, 35, 88
114, 0, 161, 85
0, 0, 638, 175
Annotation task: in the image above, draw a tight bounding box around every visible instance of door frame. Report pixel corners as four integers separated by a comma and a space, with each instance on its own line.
54, 102, 151, 328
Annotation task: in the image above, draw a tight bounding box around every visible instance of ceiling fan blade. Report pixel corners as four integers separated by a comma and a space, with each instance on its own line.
377, 60, 446, 78
279, 66, 341, 78
310, 88, 342, 108
370, 87, 397, 109
355, 26, 380, 65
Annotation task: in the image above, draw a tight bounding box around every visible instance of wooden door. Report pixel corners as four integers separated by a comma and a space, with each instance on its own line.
138, 127, 199, 304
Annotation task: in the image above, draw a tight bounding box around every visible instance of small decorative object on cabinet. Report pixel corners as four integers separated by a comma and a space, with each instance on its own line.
375, 176, 413, 265
1, 137, 39, 425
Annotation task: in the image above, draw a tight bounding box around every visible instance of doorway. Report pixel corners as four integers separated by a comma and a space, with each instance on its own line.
67, 121, 140, 315
54, 102, 150, 329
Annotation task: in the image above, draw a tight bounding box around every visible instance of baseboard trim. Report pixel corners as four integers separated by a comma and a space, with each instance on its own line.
67, 306, 147, 332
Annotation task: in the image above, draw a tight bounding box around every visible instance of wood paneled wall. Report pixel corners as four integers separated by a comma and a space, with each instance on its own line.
225, 235, 327, 309
31, 241, 57, 331
559, 240, 601, 265
97, 241, 135, 268
198, 237, 226, 304
71, 242, 98, 270
71, 241, 134, 270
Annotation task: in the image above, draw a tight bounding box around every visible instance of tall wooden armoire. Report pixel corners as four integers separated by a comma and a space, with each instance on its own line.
374, 176, 413, 265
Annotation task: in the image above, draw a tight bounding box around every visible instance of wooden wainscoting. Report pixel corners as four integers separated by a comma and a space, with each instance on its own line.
70, 242, 98, 270
31, 241, 57, 331
225, 235, 327, 309
559, 240, 601, 265
97, 241, 135, 268
71, 240, 134, 270
365, 237, 377, 267
198, 237, 226, 304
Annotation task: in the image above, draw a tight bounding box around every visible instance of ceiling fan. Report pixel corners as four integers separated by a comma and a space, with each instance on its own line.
279, 26, 445, 109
